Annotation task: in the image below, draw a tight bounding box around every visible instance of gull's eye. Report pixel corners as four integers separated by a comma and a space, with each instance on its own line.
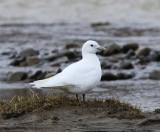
90, 44, 93, 47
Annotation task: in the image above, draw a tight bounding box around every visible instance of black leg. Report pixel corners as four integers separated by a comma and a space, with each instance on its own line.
82, 94, 85, 102
76, 94, 79, 101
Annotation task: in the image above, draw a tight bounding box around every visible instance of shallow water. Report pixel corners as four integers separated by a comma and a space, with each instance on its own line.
0, 0, 160, 25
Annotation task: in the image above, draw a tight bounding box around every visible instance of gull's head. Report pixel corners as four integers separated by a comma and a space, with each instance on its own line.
82, 40, 105, 54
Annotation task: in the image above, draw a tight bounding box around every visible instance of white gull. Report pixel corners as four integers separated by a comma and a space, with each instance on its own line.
30, 40, 106, 101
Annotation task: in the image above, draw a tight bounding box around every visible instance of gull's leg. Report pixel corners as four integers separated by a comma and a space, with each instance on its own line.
76, 94, 79, 101
82, 94, 85, 102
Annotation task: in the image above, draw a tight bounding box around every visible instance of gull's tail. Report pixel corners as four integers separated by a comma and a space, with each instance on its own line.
30, 73, 63, 89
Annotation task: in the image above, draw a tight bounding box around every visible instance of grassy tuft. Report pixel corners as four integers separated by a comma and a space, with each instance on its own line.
0, 94, 143, 120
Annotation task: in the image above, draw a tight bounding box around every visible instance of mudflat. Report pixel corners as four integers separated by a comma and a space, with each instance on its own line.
0, 106, 160, 131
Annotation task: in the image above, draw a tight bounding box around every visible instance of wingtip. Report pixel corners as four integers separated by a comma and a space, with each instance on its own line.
30, 82, 40, 89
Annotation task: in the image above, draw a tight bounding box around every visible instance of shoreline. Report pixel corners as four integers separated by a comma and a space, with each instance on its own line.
0, 95, 160, 131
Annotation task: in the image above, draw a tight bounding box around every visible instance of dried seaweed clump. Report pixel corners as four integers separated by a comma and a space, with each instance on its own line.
0, 94, 143, 119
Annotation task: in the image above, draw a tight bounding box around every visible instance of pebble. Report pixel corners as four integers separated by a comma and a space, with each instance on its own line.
126, 50, 136, 58
119, 62, 134, 69
29, 70, 46, 80
149, 70, 160, 80
26, 56, 40, 66
7, 72, 28, 82
65, 42, 79, 49
117, 72, 134, 80
148, 51, 160, 62
100, 43, 122, 56
101, 72, 117, 81
122, 43, 139, 53
19, 48, 39, 57
137, 47, 151, 57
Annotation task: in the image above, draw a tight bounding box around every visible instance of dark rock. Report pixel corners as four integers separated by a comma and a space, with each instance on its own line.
138, 57, 150, 65
91, 22, 110, 27
117, 73, 133, 80
57, 68, 62, 73
65, 42, 79, 49
148, 51, 160, 62
126, 50, 135, 58
44, 50, 78, 62
19, 48, 39, 57
7, 72, 28, 82
101, 62, 112, 69
107, 43, 121, 55
137, 47, 151, 57
122, 43, 139, 53
64, 51, 78, 60
45, 72, 56, 78
100, 43, 122, 56
119, 62, 134, 69
11, 56, 40, 66
1, 51, 16, 57
101, 72, 117, 81
29, 70, 46, 80
44, 54, 60, 62
10, 57, 26, 66
149, 70, 160, 80
26, 56, 40, 66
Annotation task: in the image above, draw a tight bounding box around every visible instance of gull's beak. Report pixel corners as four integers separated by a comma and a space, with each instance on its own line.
97, 46, 107, 52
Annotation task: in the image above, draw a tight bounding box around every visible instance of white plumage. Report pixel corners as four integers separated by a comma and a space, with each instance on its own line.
30, 40, 105, 101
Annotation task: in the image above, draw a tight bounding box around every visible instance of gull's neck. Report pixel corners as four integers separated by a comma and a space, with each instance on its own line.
82, 52, 99, 63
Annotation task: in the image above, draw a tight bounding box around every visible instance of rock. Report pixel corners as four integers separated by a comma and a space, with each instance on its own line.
119, 62, 134, 69
106, 43, 122, 55
117, 73, 133, 80
138, 57, 150, 65
10, 57, 26, 66
91, 22, 110, 27
99, 43, 121, 56
137, 47, 151, 57
29, 70, 46, 80
19, 48, 39, 57
11, 56, 40, 66
45, 72, 56, 79
149, 70, 160, 80
44, 54, 60, 62
101, 62, 112, 69
7, 72, 28, 82
101, 72, 117, 81
65, 42, 79, 49
64, 51, 78, 60
1, 50, 17, 57
44, 50, 79, 62
148, 51, 160, 62
26, 56, 40, 66
122, 43, 139, 53
126, 50, 135, 58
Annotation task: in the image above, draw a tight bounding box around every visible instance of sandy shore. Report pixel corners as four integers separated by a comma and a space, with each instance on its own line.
0, 106, 160, 132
